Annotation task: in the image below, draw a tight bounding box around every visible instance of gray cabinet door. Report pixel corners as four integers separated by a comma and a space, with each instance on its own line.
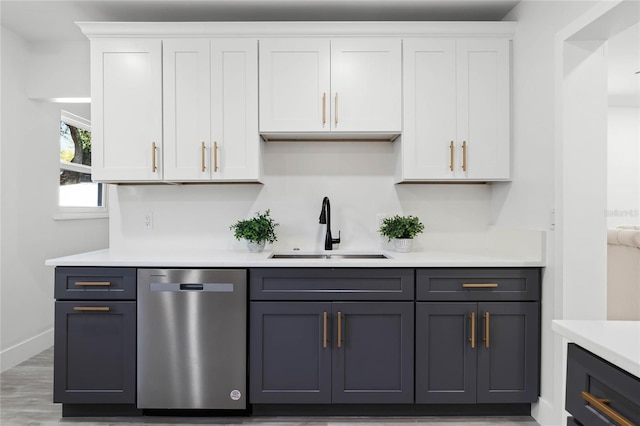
477, 302, 539, 403
53, 301, 136, 404
415, 302, 477, 403
250, 302, 332, 403
332, 302, 414, 403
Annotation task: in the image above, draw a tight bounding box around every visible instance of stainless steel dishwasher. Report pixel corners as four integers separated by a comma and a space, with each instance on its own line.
137, 269, 246, 410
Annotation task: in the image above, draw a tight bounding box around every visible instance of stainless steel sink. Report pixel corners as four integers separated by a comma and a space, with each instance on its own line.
270, 253, 389, 259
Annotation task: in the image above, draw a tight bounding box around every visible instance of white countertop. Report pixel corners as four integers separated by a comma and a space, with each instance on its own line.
45, 248, 544, 268
552, 320, 640, 377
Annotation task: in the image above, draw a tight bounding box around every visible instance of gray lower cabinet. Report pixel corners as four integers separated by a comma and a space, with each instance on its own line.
415, 268, 541, 404
250, 301, 332, 403
249, 268, 415, 404
250, 301, 414, 404
53, 267, 137, 405
566, 343, 640, 426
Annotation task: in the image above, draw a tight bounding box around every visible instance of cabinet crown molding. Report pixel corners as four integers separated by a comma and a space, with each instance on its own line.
76, 21, 516, 38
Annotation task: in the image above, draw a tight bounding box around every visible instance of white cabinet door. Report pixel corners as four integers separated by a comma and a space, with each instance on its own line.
163, 39, 211, 181
211, 39, 260, 181
400, 38, 510, 181
259, 39, 330, 132
163, 38, 260, 182
259, 38, 401, 134
457, 39, 510, 180
331, 38, 402, 132
402, 39, 457, 180
91, 39, 163, 181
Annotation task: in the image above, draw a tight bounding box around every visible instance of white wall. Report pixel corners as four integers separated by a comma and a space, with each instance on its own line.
110, 141, 493, 254
607, 107, 640, 228
499, 2, 602, 425
0, 26, 109, 371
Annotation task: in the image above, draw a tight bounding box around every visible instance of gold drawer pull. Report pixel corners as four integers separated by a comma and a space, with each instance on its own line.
462, 140, 467, 172
201, 141, 206, 172
152, 142, 157, 172
74, 281, 111, 287
484, 311, 490, 348
322, 92, 327, 126
214, 141, 219, 172
470, 311, 476, 349
337, 311, 342, 348
582, 391, 634, 426
73, 307, 110, 312
449, 141, 455, 172
462, 283, 499, 288
323, 311, 328, 349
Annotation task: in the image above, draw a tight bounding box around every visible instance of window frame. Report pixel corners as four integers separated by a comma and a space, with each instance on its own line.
55, 110, 108, 221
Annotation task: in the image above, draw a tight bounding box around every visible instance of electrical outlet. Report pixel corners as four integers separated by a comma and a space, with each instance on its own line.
376, 213, 387, 230
144, 212, 153, 230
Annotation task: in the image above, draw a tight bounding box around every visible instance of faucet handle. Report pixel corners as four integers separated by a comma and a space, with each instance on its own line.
332, 230, 341, 245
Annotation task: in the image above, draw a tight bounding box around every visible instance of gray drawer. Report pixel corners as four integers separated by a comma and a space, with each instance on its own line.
416, 268, 540, 301
55, 267, 136, 300
567, 344, 640, 426
250, 268, 414, 300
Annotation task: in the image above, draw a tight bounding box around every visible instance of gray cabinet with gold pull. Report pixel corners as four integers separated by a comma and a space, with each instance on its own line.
53, 267, 137, 412
249, 268, 414, 405
416, 268, 541, 404
566, 343, 640, 426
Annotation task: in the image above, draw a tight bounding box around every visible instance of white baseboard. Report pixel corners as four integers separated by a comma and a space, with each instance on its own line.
532, 397, 563, 426
0, 329, 54, 372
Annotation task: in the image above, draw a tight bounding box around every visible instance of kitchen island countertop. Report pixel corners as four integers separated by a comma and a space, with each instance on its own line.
552, 319, 640, 377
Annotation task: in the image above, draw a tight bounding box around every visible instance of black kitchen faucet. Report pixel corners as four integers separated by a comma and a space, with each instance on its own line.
319, 196, 341, 250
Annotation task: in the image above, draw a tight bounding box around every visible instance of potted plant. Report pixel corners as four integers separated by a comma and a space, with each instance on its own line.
378, 214, 425, 253
230, 210, 279, 253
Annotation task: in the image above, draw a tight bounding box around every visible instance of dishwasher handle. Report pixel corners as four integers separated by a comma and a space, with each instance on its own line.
150, 282, 234, 292
180, 283, 203, 291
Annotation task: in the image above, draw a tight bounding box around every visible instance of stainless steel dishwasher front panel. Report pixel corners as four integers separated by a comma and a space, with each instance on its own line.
137, 269, 247, 410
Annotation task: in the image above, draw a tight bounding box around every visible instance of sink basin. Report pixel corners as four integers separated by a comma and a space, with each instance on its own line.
270, 253, 389, 260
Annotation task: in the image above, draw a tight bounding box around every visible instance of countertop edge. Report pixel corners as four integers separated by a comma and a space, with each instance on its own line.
552, 320, 640, 378
45, 248, 545, 268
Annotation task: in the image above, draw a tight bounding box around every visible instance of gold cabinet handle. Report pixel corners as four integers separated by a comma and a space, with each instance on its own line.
322, 92, 326, 126
201, 141, 206, 172
213, 141, 219, 172
73, 306, 110, 312
484, 311, 490, 348
334, 93, 339, 126
462, 283, 499, 288
470, 311, 476, 349
582, 391, 634, 426
152, 142, 157, 172
74, 281, 111, 287
449, 141, 455, 172
337, 311, 342, 348
462, 140, 467, 172
323, 311, 328, 349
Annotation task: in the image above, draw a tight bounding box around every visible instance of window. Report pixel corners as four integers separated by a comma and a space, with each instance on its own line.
57, 110, 107, 219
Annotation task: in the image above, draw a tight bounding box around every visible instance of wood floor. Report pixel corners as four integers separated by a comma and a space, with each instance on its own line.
0, 348, 539, 425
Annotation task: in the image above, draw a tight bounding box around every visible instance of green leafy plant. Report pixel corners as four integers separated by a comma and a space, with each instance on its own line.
230, 210, 279, 244
378, 214, 425, 241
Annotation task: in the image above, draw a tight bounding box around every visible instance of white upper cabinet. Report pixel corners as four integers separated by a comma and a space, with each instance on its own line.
330, 39, 402, 133
163, 39, 211, 181
259, 39, 330, 133
259, 38, 401, 138
91, 39, 163, 182
400, 38, 511, 181
210, 39, 260, 181
163, 38, 260, 182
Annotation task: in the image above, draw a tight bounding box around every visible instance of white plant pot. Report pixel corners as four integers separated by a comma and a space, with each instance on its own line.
247, 240, 266, 253
393, 238, 413, 253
